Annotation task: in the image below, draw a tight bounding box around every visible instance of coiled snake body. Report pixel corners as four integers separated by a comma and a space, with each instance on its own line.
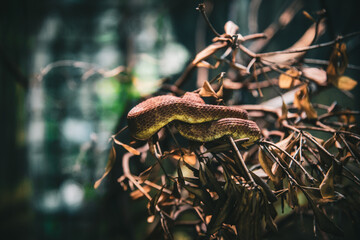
127, 92, 261, 145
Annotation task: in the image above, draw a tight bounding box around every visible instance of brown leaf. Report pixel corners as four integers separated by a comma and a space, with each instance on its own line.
113, 138, 140, 155
279, 68, 300, 89
192, 41, 228, 65
327, 43, 348, 77
331, 76, 358, 91
319, 166, 335, 199
199, 80, 218, 98
196, 60, 220, 69
262, 19, 325, 63
258, 148, 282, 185
130, 185, 151, 200
294, 85, 318, 118
94, 145, 116, 189
302, 67, 327, 86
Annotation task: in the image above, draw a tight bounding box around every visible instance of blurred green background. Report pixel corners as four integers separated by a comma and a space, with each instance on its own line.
1, 0, 359, 239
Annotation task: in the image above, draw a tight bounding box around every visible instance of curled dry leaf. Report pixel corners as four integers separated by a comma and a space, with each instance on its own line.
327, 43, 348, 77
278, 68, 300, 89
302, 67, 327, 86
113, 138, 140, 155
326, 43, 357, 90
294, 85, 318, 119
319, 166, 335, 199
94, 145, 116, 189
199, 80, 218, 98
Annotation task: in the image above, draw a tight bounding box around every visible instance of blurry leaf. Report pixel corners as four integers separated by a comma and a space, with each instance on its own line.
147, 215, 155, 223
196, 60, 220, 69
224, 21, 239, 35
130, 185, 151, 200
302, 67, 327, 86
171, 150, 197, 165
279, 100, 288, 121
113, 138, 140, 155
192, 41, 228, 65
94, 145, 116, 189
294, 84, 318, 118
327, 43, 348, 77
339, 113, 356, 124
302, 10, 315, 22
331, 76, 358, 91
320, 166, 335, 199
199, 80, 218, 98
279, 68, 300, 89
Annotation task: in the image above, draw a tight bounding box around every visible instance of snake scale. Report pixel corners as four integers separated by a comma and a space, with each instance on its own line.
127, 92, 261, 145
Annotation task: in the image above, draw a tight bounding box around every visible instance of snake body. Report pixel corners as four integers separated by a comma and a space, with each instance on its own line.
127, 92, 261, 145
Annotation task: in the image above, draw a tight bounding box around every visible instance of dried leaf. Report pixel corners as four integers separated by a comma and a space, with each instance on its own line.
262, 20, 325, 63
320, 166, 335, 199
192, 41, 228, 65
302, 67, 327, 86
302, 10, 315, 22
278, 68, 300, 89
171, 151, 197, 165
327, 43, 348, 77
113, 138, 140, 155
294, 84, 318, 118
258, 148, 281, 185
195, 60, 220, 69
94, 145, 116, 189
331, 76, 358, 91
199, 80, 218, 98
148, 185, 164, 215
130, 185, 151, 200
301, 188, 343, 236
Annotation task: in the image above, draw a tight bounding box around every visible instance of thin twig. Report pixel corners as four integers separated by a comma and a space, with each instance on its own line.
196, 3, 220, 37
256, 31, 360, 57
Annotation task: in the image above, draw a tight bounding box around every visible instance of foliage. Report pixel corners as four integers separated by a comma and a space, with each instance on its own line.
99, 3, 360, 240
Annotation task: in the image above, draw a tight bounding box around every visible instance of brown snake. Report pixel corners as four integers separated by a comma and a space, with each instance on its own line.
127, 92, 261, 145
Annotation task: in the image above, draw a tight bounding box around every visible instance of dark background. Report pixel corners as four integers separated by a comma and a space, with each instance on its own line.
1, 0, 360, 239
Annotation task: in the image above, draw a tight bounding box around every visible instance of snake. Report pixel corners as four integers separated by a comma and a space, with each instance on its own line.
127, 92, 261, 145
